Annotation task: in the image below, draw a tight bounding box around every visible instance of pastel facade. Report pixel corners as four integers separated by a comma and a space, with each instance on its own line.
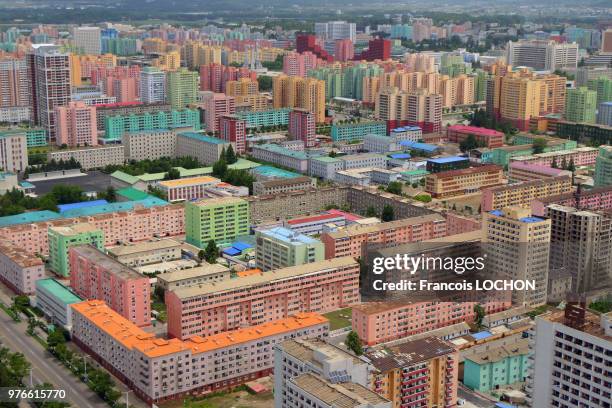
54, 101, 97, 147
424, 165, 504, 198
47, 145, 125, 170
0, 240, 45, 295
531, 185, 612, 216
330, 121, 386, 142
156, 176, 221, 202
185, 197, 250, 248
320, 214, 446, 259
446, 125, 504, 148
481, 176, 573, 212
508, 161, 572, 183
156, 264, 231, 291
71, 300, 329, 404
69, 245, 150, 326
48, 223, 105, 277
35, 278, 83, 330
509, 147, 599, 168
106, 238, 182, 267
175, 132, 230, 165
166, 257, 360, 339
255, 227, 324, 271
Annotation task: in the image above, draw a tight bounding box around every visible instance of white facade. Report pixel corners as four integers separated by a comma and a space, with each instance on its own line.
314, 21, 356, 42
73, 27, 101, 55
0, 132, 27, 172
507, 40, 579, 71
139, 68, 166, 104
251, 144, 309, 173
47, 145, 125, 170
123, 130, 177, 161
363, 134, 399, 153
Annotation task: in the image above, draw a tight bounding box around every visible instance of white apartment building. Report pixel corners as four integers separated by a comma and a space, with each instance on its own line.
314, 21, 356, 41
506, 40, 579, 71
363, 134, 399, 153
73, 27, 101, 55
122, 130, 177, 161
0, 131, 27, 172
139, 67, 166, 104
47, 145, 125, 170
0, 240, 44, 295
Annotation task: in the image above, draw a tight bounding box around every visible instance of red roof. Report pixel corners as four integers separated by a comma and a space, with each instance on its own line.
325, 209, 363, 222
448, 125, 504, 137
286, 213, 344, 225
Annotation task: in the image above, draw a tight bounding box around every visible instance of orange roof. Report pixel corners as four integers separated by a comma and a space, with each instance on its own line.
236, 268, 263, 278
71, 300, 328, 358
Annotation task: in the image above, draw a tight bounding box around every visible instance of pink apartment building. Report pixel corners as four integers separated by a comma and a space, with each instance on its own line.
509, 147, 599, 168
0, 204, 185, 256
69, 245, 150, 326
446, 125, 504, 148
320, 214, 447, 259
532, 185, 612, 216
481, 176, 573, 212
508, 161, 572, 183
203, 93, 235, 132
334, 39, 355, 62
71, 300, 329, 404
445, 212, 481, 236
0, 240, 44, 295
283, 51, 318, 77
54, 101, 98, 147
288, 108, 316, 147
352, 300, 510, 346
199, 64, 257, 93
91, 66, 140, 103
165, 257, 360, 339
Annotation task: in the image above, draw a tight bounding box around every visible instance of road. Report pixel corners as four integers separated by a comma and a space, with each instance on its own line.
0, 309, 109, 408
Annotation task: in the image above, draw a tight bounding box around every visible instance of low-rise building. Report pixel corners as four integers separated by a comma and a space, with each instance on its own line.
155, 176, 221, 202
106, 238, 182, 267
71, 300, 329, 404
166, 257, 360, 339
320, 214, 446, 259
47, 145, 125, 170
253, 176, 316, 196
255, 227, 324, 271
389, 126, 422, 143
35, 278, 83, 330
122, 129, 178, 161
426, 156, 470, 173
330, 121, 386, 142
425, 165, 504, 198
508, 161, 572, 183
446, 125, 504, 148
251, 144, 310, 173
176, 132, 230, 165
48, 223, 105, 277
69, 245, 150, 326
509, 147, 599, 168
156, 264, 231, 291
363, 134, 399, 153
481, 176, 573, 212
0, 240, 44, 295
284, 212, 348, 235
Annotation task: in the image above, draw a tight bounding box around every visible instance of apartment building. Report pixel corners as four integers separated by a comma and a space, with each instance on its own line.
69, 245, 150, 326
219, 115, 247, 154
594, 145, 612, 187
320, 214, 446, 259
251, 144, 309, 173
47, 145, 125, 170
95, 102, 172, 132
71, 300, 329, 404
284, 212, 349, 236
527, 307, 612, 408
255, 227, 324, 271
483, 207, 551, 307
122, 130, 177, 162
532, 185, 612, 216
508, 161, 572, 183
309, 153, 389, 180
175, 132, 230, 165
446, 125, 504, 148
274, 337, 374, 408
139, 67, 166, 104
0, 204, 185, 257
156, 176, 221, 202
509, 147, 599, 168
48, 223, 105, 277
54, 101, 97, 147
35, 278, 83, 330
106, 238, 182, 267
367, 336, 459, 408
481, 176, 573, 212
506, 40, 578, 71
288, 109, 316, 148
0, 240, 44, 295
166, 257, 360, 339
201, 93, 235, 132
424, 165, 504, 198
330, 121, 386, 143
235, 108, 291, 129
352, 300, 507, 346
0, 130, 27, 172
252, 176, 316, 196
73, 27, 101, 55
185, 197, 250, 248
104, 109, 200, 142
156, 264, 231, 291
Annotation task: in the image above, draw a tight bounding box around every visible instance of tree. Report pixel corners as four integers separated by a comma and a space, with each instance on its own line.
345, 331, 363, 356
49, 184, 86, 204
551, 157, 558, 168
532, 137, 548, 154
474, 303, 485, 330
34, 382, 70, 408
567, 158, 576, 173
381, 204, 394, 222
365, 206, 377, 217
164, 168, 181, 180
47, 329, 68, 350
329, 151, 338, 158
225, 144, 237, 164
198, 249, 205, 262
257, 75, 273, 91
561, 157, 567, 170
413, 194, 432, 203
459, 134, 479, 152
204, 240, 218, 264
212, 158, 228, 178
385, 181, 403, 195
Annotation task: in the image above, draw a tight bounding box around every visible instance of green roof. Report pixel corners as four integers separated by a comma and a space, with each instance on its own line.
138, 172, 166, 182
228, 158, 261, 170
36, 278, 83, 305
110, 171, 139, 185
401, 169, 430, 176
312, 156, 342, 163
116, 187, 150, 201
177, 167, 213, 177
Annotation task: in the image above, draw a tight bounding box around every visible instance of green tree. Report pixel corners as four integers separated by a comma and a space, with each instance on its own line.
257, 75, 273, 91
198, 249, 205, 262
212, 158, 228, 178
33, 383, 70, 408
385, 181, 403, 195
204, 240, 218, 264
345, 331, 363, 356
49, 185, 86, 204
474, 303, 485, 330
365, 206, 377, 217
225, 144, 238, 164
164, 168, 181, 180
551, 157, 558, 168
381, 204, 394, 222
532, 137, 548, 154
567, 158, 576, 173
459, 134, 479, 152
413, 194, 432, 203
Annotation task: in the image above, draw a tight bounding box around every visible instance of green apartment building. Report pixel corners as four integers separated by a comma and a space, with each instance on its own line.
482, 136, 577, 167
185, 197, 250, 248
587, 76, 612, 106
103, 109, 200, 142
48, 223, 104, 276
463, 338, 529, 392
235, 108, 291, 129
565, 87, 597, 124
254, 227, 324, 271
0, 128, 47, 148
331, 121, 386, 142
166, 68, 198, 109
595, 145, 612, 187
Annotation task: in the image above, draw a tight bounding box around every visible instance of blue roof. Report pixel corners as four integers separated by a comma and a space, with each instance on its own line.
427, 156, 468, 164
0, 211, 61, 227
252, 165, 303, 180
520, 216, 545, 223
399, 141, 439, 152
222, 247, 241, 256
495, 403, 516, 408
20, 181, 35, 188
490, 210, 504, 216
178, 132, 228, 145
390, 153, 411, 159
259, 226, 320, 245
57, 199, 108, 213
391, 126, 421, 132
232, 242, 252, 251
472, 331, 493, 340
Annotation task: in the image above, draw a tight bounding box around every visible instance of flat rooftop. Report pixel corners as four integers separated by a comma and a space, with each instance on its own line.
106, 239, 182, 257
366, 336, 456, 371
258, 226, 320, 245
0, 240, 44, 267
172, 256, 358, 299
156, 264, 230, 283
157, 176, 220, 188
324, 213, 445, 240
281, 338, 365, 368
70, 245, 142, 280
49, 222, 101, 236
36, 278, 82, 305
290, 373, 389, 407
